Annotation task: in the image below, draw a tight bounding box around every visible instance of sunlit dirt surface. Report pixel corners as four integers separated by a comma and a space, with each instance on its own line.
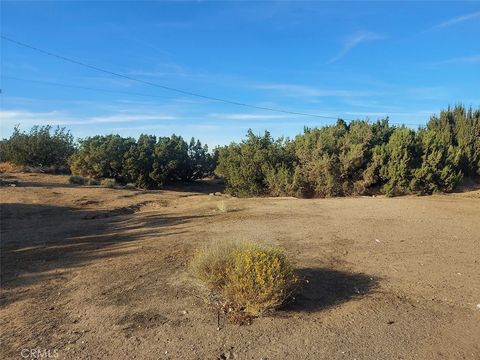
1, 173, 479, 359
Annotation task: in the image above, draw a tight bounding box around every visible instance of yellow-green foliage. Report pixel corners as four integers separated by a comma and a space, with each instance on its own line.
101, 178, 116, 188
191, 241, 299, 315
224, 245, 298, 314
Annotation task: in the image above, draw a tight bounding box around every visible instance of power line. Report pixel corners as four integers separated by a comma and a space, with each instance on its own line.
2, 76, 426, 126
0, 35, 353, 121
0, 35, 425, 127
2, 75, 176, 100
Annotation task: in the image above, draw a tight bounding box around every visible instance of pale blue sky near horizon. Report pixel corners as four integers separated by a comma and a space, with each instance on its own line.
1, 1, 479, 147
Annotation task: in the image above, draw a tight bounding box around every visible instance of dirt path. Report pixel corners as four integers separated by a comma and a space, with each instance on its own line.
1, 173, 479, 359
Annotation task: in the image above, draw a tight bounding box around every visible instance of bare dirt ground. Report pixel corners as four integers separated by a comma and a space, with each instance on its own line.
1, 173, 479, 360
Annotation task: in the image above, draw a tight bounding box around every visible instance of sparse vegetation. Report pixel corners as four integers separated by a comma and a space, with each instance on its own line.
100, 178, 117, 188
191, 241, 299, 316
216, 201, 229, 212
86, 178, 100, 186
69, 175, 101, 185
0, 162, 17, 173
69, 175, 86, 185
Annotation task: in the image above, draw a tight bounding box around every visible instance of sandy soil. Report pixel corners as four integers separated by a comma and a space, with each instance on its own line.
1, 172, 479, 359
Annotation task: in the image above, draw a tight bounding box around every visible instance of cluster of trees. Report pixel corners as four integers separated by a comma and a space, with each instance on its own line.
1, 105, 478, 195
216, 105, 480, 197
69, 134, 215, 188
0, 127, 215, 188
0, 125, 75, 169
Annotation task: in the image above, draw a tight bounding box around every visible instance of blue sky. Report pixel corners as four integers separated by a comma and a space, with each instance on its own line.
1, 1, 479, 146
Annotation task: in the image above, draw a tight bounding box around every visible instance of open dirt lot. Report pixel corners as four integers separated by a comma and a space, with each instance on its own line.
1, 173, 479, 359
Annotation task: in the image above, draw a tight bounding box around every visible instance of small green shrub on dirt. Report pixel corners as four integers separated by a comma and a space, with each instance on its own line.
101, 178, 117, 188
191, 241, 299, 316
86, 178, 100, 186
69, 175, 86, 185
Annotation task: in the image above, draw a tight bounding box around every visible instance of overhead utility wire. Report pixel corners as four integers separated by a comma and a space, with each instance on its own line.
2, 75, 175, 100
2, 76, 425, 127
1, 35, 353, 121
1, 35, 424, 126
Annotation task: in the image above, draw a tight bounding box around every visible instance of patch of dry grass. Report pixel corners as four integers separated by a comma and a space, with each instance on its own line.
216, 201, 229, 212
101, 178, 116, 188
0, 162, 18, 173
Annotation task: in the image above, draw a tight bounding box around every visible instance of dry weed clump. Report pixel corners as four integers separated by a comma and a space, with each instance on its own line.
101, 178, 117, 188
216, 201, 229, 212
69, 175, 86, 185
190, 240, 240, 288
69, 175, 100, 185
224, 245, 298, 315
0, 162, 18, 173
191, 241, 299, 317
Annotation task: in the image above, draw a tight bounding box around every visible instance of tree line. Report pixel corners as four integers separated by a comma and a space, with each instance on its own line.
1, 105, 478, 196
217, 105, 480, 196
0, 127, 215, 188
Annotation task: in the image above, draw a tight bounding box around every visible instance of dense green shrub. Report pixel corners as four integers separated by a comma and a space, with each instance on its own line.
381, 127, 420, 196
216, 105, 479, 197
123, 134, 157, 188
69, 133, 214, 188
293, 120, 382, 196
70, 135, 135, 181
215, 130, 296, 197
0, 125, 75, 168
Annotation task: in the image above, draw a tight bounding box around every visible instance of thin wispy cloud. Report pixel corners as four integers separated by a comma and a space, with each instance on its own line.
256, 83, 375, 97
208, 113, 288, 120
428, 11, 480, 31
0, 110, 178, 130
433, 54, 480, 65
327, 31, 385, 64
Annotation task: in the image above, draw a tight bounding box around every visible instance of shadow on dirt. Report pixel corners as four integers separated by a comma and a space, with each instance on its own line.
0, 202, 208, 305
10, 176, 225, 195
163, 178, 225, 195
284, 268, 378, 313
